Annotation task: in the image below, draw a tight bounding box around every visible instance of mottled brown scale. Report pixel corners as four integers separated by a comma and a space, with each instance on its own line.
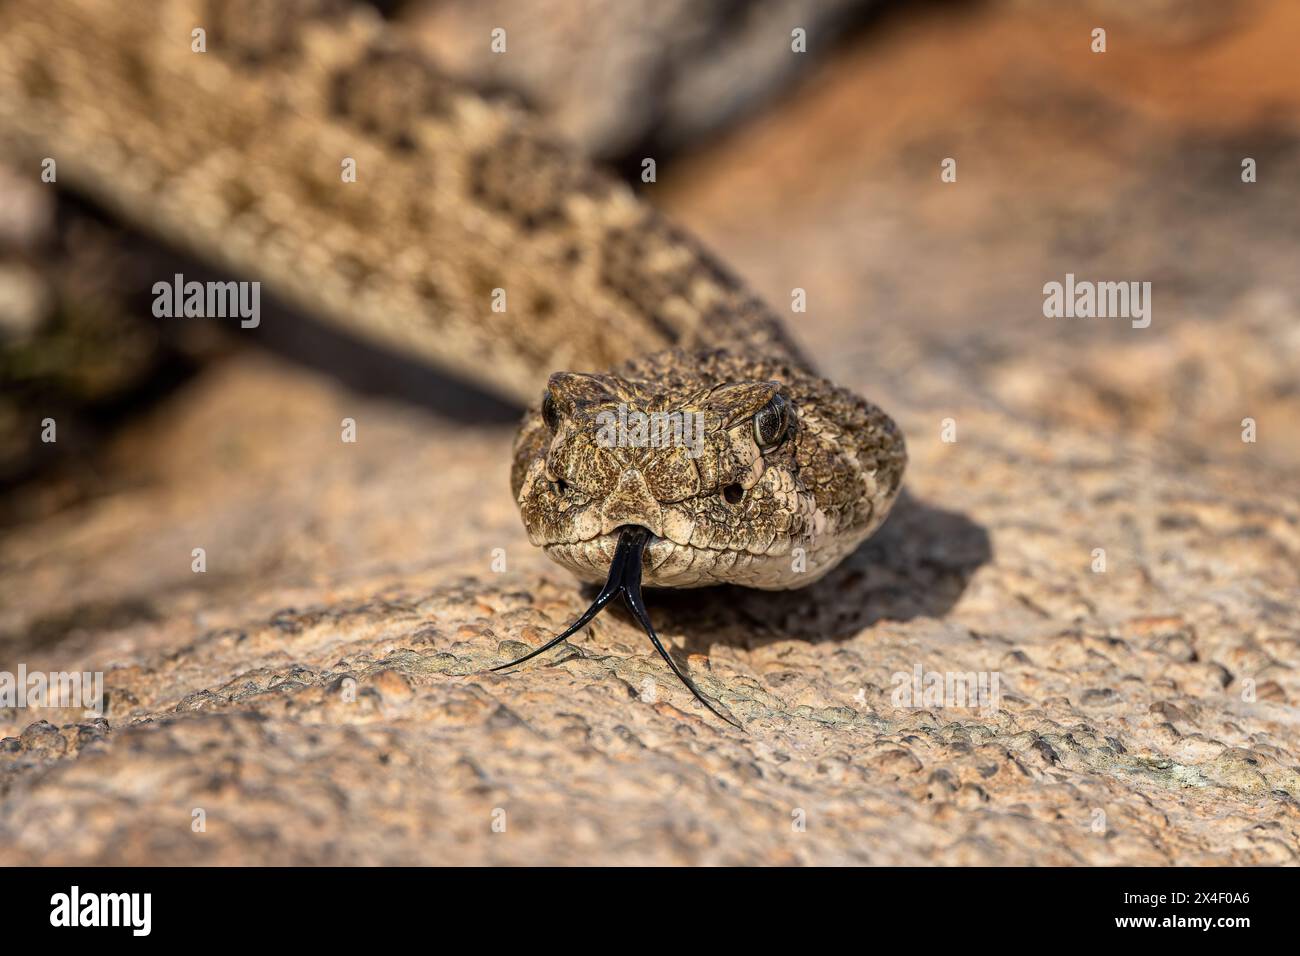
204, 0, 349, 66
0, 0, 906, 592
329, 49, 454, 150
468, 131, 604, 231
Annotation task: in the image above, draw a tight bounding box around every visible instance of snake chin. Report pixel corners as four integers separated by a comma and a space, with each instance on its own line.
544, 531, 852, 591
512, 349, 908, 591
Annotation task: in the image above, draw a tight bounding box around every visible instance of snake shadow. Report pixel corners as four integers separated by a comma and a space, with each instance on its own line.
639, 490, 991, 654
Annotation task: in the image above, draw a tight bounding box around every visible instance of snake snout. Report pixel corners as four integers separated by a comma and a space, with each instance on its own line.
599, 467, 664, 538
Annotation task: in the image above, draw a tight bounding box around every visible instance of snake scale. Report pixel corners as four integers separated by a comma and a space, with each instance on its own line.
0, 0, 906, 723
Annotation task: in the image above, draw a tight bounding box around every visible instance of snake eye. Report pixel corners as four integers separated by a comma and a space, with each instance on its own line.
753, 394, 791, 450
541, 391, 561, 432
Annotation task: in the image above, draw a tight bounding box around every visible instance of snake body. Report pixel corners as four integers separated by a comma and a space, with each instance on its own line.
0, 0, 905, 596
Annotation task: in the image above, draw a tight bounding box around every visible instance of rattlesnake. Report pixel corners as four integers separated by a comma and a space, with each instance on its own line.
0, 0, 906, 723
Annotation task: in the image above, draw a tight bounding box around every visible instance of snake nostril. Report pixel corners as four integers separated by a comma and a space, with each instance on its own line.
722, 483, 744, 505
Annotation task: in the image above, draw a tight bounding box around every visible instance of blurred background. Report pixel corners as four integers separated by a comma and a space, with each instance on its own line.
1, 0, 1297, 864
4, 0, 1296, 637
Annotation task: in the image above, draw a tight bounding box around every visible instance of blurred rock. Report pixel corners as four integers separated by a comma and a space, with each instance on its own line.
404, 0, 880, 161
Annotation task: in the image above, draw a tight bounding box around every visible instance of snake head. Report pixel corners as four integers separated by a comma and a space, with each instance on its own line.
511, 349, 906, 589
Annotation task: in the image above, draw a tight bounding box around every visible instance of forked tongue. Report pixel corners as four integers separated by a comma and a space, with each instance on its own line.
492, 525, 740, 728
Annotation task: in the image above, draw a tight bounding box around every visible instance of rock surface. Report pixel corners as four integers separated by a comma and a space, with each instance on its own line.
1, 0, 1298, 864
